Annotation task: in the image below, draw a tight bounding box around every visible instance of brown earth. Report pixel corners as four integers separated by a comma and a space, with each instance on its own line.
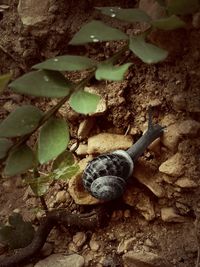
0, 0, 200, 266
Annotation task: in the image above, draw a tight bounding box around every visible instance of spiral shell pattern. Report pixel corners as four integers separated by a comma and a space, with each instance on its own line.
82, 150, 133, 201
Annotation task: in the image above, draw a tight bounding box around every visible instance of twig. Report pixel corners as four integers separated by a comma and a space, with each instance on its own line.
5, 43, 129, 158
0, 208, 108, 267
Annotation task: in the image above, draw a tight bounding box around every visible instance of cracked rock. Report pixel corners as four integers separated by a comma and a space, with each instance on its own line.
87, 133, 133, 154
161, 207, 185, 223
18, 0, 50, 26
159, 153, 185, 177
123, 251, 172, 267
34, 253, 84, 267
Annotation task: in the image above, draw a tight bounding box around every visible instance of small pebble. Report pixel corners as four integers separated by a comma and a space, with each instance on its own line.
55, 190, 68, 204
68, 242, 78, 253
161, 207, 185, 222
124, 209, 131, 218
72, 232, 87, 248
144, 238, 155, 248
89, 240, 100, 251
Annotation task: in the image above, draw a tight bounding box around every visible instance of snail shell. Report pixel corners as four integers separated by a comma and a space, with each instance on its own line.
82, 150, 134, 201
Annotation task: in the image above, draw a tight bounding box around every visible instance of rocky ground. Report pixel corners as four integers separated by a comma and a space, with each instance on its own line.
0, 0, 200, 267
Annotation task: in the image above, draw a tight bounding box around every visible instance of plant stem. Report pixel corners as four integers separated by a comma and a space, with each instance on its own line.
6, 43, 129, 156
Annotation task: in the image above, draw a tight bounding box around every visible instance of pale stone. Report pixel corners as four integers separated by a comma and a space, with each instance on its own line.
117, 237, 136, 254
124, 209, 131, 218
55, 191, 67, 204
89, 239, 100, 251
148, 99, 162, 107
161, 123, 180, 152
175, 177, 198, 188
3, 101, 18, 112
68, 156, 101, 205
77, 118, 95, 139
123, 187, 155, 221
111, 210, 124, 221
178, 120, 200, 136
76, 144, 88, 155
18, 0, 50, 26
161, 207, 185, 222
159, 153, 184, 177
123, 251, 172, 267
2, 180, 13, 192
73, 232, 87, 248
68, 242, 78, 253
133, 162, 165, 198
34, 253, 84, 267
144, 239, 155, 248
87, 133, 133, 154
136, 194, 155, 221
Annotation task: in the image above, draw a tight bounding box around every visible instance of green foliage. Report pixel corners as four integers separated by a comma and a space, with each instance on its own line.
33, 55, 97, 71
27, 175, 52, 197
129, 35, 168, 64
0, 73, 12, 94
0, 138, 12, 159
95, 62, 132, 81
69, 90, 101, 114
52, 151, 79, 180
25, 151, 79, 196
155, 0, 166, 7
167, 0, 199, 15
95, 7, 151, 22
0, 1, 197, 193
4, 145, 35, 176
152, 15, 186, 30
38, 118, 69, 164
69, 20, 128, 45
0, 213, 35, 249
0, 105, 43, 137
9, 70, 72, 98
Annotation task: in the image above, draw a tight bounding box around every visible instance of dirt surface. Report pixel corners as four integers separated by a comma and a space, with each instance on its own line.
0, 1, 200, 267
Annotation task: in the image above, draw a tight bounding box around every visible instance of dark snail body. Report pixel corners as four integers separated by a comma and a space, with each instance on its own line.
82, 108, 165, 201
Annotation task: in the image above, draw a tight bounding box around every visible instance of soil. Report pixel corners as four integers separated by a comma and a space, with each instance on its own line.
0, 0, 200, 267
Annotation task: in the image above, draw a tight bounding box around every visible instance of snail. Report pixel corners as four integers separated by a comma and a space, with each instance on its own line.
82, 108, 165, 201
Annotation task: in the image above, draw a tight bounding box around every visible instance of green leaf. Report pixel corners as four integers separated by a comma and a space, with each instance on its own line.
0, 73, 12, 94
95, 62, 132, 81
26, 175, 52, 196
129, 35, 168, 64
69, 20, 128, 45
155, 0, 166, 7
69, 90, 101, 114
0, 138, 12, 159
4, 145, 35, 176
0, 213, 35, 249
96, 7, 151, 23
9, 70, 72, 98
53, 150, 75, 169
167, 0, 199, 15
38, 118, 69, 164
152, 15, 185, 30
0, 105, 43, 138
52, 151, 79, 180
33, 55, 97, 71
